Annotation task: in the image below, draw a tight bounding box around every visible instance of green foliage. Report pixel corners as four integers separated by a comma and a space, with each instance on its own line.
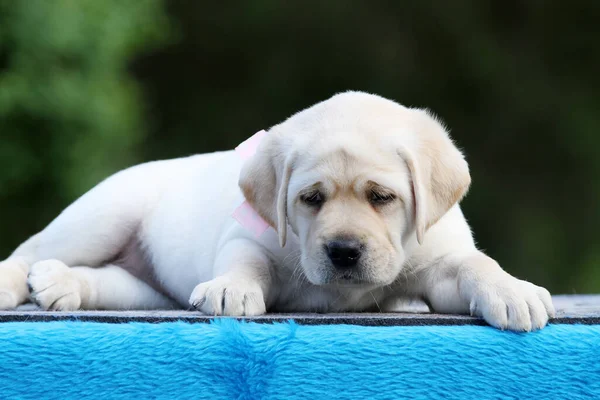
0, 0, 172, 251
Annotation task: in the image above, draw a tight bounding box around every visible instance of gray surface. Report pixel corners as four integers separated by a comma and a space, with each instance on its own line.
0, 295, 597, 326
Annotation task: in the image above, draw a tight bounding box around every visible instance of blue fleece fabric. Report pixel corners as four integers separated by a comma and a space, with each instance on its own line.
0, 321, 598, 399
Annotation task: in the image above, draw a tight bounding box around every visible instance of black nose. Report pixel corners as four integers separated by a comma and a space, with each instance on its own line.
325, 239, 363, 269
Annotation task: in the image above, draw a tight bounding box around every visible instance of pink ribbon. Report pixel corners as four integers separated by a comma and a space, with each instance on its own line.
232, 130, 270, 237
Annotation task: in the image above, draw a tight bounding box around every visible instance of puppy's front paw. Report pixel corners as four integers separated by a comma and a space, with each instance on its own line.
28, 260, 82, 311
0, 258, 29, 310
469, 278, 555, 331
189, 277, 266, 316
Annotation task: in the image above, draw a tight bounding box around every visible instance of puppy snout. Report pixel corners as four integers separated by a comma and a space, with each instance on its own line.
325, 238, 363, 269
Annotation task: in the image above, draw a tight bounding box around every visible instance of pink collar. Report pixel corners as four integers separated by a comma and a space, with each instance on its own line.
232, 130, 270, 237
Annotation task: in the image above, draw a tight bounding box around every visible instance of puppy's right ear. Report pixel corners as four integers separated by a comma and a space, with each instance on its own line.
238, 132, 294, 247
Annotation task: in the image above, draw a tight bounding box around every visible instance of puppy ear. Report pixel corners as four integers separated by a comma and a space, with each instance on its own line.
398, 111, 471, 244
238, 133, 294, 247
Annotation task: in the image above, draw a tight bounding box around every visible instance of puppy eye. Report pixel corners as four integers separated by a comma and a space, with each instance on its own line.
369, 191, 395, 205
301, 191, 324, 207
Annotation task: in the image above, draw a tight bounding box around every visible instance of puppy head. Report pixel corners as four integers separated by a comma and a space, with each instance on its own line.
239, 91, 470, 286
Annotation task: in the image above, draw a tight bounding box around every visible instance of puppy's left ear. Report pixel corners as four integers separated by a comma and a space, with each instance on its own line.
238, 132, 295, 247
398, 110, 471, 244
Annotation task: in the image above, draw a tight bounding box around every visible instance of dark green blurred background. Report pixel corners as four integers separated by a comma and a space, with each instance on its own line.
1, 1, 598, 293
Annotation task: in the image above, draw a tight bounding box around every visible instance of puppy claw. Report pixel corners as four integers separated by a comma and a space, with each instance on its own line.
469, 300, 477, 317
191, 297, 206, 310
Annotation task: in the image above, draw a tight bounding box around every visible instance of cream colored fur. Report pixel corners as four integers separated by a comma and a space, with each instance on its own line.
0, 91, 554, 331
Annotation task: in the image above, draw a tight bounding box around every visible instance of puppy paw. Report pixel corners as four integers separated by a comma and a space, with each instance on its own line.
28, 260, 82, 311
189, 277, 266, 316
469, 278, 555, 332
0, 258, 30, 310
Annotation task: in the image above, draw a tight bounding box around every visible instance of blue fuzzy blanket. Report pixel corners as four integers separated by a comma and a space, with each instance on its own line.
0, 320, 598, 399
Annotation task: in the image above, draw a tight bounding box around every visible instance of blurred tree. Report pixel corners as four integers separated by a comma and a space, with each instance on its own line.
0, 0, 598, 294
0, 0, 172, 255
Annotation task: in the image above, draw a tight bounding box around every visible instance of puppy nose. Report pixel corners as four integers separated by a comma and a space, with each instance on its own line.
325, 239, 363, 269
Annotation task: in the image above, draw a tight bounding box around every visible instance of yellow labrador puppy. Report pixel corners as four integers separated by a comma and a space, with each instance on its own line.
0, 91, 554, 331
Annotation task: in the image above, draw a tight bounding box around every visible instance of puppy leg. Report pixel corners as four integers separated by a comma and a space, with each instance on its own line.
0, 169, 153, 310
27, 261, 177, 311
415, 251, 555, 331
189, 238, 273, 316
